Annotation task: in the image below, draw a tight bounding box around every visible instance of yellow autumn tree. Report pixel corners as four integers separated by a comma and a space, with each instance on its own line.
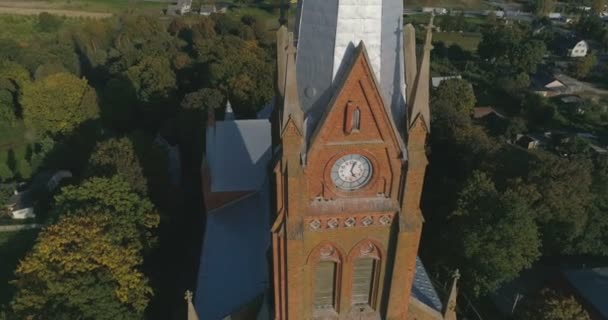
20, 72, 99, 135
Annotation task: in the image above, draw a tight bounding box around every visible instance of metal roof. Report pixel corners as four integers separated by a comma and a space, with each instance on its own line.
562, 267, 608, 319
412, 257, 444, 313
295, 0, 406, 140
194, 181, 271, 320
206, 119, 271, 193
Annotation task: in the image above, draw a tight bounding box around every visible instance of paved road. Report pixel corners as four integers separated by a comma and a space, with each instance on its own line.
404, 8, 534, 23
0, 5, 112, 18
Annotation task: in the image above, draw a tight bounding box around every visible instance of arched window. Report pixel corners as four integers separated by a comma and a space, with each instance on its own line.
351, 107, 361, 131
349, 241, 382, 310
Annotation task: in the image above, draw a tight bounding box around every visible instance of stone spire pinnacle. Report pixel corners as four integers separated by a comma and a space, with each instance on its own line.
224, 100, 235, 120
404, 23, 417, 105
443, 269, 460, 320
408, 16, 434, 131
281, 32, 303, 134
184, 290, 199, 320
276, 25, 289, 98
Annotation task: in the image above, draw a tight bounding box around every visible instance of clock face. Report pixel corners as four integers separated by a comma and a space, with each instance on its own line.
330, 154, 373, 191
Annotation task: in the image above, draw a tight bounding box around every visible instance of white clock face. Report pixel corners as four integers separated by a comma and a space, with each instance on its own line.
330, 154, 373, 191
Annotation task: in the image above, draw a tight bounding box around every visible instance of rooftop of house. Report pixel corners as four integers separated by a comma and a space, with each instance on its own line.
205, 115, 271, 193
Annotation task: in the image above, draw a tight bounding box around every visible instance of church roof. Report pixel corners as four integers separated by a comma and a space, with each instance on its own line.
194, 181, 271, 319
295, 0, 406, 141
412, 257, 444, 313
205, 119, 271, 192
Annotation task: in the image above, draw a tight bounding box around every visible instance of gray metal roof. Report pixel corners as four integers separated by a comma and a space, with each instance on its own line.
206, 119, 271, 192
562, 267, 608, 318
195, 181, 271, 320
412, 257, 444, 313
295, 0, 406, 141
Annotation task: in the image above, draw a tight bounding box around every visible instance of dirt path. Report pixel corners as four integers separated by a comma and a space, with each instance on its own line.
0, 4, 112, 18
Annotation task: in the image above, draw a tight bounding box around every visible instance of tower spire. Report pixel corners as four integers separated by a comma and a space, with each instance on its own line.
404, 23, 418, 105
281, 32, 303, 134
184, 290, 199, 320
276, 25, 289, 98
408, 16, 434, 131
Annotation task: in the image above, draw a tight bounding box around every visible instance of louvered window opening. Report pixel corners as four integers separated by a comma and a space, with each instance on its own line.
314, 261, 337, 310
352, 258, 375, 306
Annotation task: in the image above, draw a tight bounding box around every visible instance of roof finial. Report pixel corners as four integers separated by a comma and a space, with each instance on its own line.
184, 290, 199, 320
443, 269, 460, 320
404, 23, 418, 106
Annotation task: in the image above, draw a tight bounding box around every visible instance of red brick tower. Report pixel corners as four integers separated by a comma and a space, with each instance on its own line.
271, 5, 438, 320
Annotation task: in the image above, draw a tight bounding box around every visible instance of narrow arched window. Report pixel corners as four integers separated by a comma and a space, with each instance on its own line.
314, 261, 337, 310
351, 107, 361, 131
351, 257, 376, 306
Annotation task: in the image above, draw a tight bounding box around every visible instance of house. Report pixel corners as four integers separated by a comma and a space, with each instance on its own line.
565, 39, 589, 57
199, 4, 228, 16
515, 133, 550, 150
473, 106, 506, 120
167, 0, 192, 15
2, 170, 72, 220
431, 75, 462, 88
532, 72, 569, 97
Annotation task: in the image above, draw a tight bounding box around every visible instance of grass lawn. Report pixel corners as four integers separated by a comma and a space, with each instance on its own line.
433, 31, 482, 51
405, 0, 491, 9
0, 229, 39, 310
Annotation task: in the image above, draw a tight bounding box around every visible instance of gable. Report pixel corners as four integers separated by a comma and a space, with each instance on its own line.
307, 44, 403, 155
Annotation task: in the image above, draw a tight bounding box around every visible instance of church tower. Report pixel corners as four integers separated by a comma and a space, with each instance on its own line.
272, 1, 443, 319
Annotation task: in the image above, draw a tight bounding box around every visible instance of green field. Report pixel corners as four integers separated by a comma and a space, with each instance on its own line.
433, 31, 482, 51
0, 230, 39, 310
404, 0, 490, 9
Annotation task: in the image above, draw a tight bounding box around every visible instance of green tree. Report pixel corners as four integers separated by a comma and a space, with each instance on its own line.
21, 73, 99, 135
0, 89, 16, 127
478, 24, 545, 73
37, 12, 63, 32
180, 87, 224, 111
516, 288, 591, 320
570, 54, 597, 79
448, 172, 541, 295
535, 0, 556, 16
125, 56, 176, 103
86, 137, 149, 195
54, 176, 159, 251
434, 79, 476, 116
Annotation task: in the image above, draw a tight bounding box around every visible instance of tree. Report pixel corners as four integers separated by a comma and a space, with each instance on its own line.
478, 24, 545, 73
21, 73, 98, 135
516, 288, 591, 320
54, 176, 159, 251
447, 172, 541, 295
86, 137, 149, 195
0, 89, 16, 127
10, 213, 151, 319
592, 0, 605, 14
434, 79, 476, 116
125, 56, 176, 103
570, 54, 597, 79
180, 87, 224, 111
10, 177, 160, 318
535, 0, 556, 16
37, 12, 63, 32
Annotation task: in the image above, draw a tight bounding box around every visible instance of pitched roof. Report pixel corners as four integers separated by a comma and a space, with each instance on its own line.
562, 267, 608, 318
194, 182, 271, 319
205, 119, 271, 192
411, 257, 444, 313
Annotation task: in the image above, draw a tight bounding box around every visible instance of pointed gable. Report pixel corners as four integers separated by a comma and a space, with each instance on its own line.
308, 42, 404, 155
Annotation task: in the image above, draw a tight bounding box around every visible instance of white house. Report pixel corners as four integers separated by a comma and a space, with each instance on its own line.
567, 39, 588, 57
431, 75, 462, 88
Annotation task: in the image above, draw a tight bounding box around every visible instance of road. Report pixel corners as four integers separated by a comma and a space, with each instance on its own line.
403, 8, 534, 23
0, 5, 112, 18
